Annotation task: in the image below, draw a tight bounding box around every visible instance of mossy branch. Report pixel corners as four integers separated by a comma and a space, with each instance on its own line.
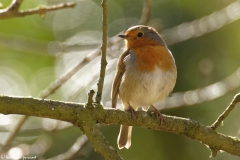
0, 95, 240, 159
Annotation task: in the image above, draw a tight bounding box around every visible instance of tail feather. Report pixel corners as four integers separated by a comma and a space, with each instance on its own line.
117, 125, 132, 149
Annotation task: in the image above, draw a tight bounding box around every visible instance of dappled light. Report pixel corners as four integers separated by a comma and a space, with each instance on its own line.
8, 147, 23, 159
0, 0, 240, 159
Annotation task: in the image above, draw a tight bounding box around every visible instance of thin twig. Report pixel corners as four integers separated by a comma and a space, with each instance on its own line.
95, 0, 108, 103
0, 1, 76, 20
19, 3, 76, 17
210, 93, 240, 130
86, 89, 95, 109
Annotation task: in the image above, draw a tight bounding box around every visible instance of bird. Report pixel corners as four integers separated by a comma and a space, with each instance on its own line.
111, 25, 177, 149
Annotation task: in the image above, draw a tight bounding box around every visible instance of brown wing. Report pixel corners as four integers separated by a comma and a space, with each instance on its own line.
111, 50, 130, 108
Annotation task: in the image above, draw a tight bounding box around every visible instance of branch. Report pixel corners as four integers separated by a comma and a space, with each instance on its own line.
138, 0, 151, 25
211, 93, 240, 130
162, 1, 240, 45
48, 135, 89, 160
86, 89, 95, 109
0, 0, 76, 20
160, 67, 240, 109
81, 120, 122, 160
95, 0, 108, 103
0, 95, 239, 158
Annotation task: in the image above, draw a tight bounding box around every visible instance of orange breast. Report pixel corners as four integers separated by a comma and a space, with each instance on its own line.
131, 45, 175, 72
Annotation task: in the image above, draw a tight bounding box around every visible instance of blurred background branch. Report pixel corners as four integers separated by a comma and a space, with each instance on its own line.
162, 0, 240, 45
138, 0, 151, 25
47, 135, 89, 160
158, 67, 240, 109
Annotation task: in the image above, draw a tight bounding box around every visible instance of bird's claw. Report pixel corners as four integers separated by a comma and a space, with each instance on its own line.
150, 105, 165, 126
128, 106, 136, 119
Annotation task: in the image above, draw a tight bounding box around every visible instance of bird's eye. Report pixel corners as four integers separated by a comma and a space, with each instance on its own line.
137, 32, 143, 37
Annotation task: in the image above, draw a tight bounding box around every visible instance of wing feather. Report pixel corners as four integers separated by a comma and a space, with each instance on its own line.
111, 50, 130, 108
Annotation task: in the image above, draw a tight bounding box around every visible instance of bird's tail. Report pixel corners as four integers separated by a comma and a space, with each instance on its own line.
117, 125, 132, 149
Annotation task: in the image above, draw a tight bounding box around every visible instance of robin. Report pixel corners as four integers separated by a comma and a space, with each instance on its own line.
111, 25, 177, 149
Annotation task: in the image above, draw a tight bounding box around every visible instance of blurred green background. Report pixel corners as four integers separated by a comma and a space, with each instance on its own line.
0, 0, 240, 159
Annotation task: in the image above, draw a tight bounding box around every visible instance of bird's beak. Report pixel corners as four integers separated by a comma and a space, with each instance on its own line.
118, 35, 129, 39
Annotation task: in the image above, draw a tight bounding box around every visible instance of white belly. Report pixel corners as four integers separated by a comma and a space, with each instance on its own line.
119, 54, 177, 110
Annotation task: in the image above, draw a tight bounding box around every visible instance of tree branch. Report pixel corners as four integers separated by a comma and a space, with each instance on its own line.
95, 0, 108, 103
162, 1, 240, 45
81, 120, 122, 160
0, 0, 76, 20
160, 67, 240, 109
138, 0, 151, 25
47, 135, 89, 160
0, 95, 239, 158
211, 93, 240, 130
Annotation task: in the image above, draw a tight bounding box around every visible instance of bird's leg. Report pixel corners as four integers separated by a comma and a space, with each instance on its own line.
150, 105, 164, 126
128, 102, 136, 119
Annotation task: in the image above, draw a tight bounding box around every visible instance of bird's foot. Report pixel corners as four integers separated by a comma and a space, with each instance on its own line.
128, 103, 136, 119
150, 105, 164, 126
